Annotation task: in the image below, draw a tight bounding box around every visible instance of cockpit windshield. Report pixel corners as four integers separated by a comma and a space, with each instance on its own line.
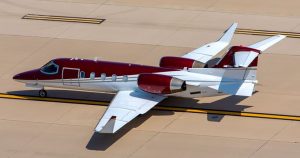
40, 61, 59, 75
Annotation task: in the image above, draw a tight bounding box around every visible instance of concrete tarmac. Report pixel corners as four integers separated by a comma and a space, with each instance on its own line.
0, 0, 300, 157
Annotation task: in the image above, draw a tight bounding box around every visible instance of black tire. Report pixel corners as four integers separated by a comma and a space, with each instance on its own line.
39, 90, 47, 97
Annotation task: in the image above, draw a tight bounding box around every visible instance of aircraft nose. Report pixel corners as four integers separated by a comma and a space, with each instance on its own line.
13, 74, 21, 80
13, 70, 37, 81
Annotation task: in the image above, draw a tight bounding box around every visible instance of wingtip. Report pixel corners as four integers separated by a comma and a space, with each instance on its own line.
276, 34, 287, 39
231, 22, 238, 28
218, 22, 238, 42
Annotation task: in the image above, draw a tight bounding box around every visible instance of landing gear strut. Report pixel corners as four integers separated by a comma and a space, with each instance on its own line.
39, 89, 47, 97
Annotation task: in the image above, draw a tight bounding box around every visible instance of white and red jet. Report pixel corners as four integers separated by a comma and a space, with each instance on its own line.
13, 23, 285, 133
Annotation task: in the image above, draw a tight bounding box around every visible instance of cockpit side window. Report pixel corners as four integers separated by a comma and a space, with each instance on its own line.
40, 61, 59, 75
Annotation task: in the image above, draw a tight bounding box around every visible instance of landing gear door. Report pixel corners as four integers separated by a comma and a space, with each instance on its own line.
62, 67, 80, 86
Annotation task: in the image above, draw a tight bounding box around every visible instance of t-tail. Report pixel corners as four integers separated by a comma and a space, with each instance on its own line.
214, 35, 286, 68
191, 35, 286, 96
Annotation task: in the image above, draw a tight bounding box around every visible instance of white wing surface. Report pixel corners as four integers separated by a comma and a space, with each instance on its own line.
249, 35, 286, 51
95, 90, 166, 133
183, 23, 238, 63
234, 35, 286, 67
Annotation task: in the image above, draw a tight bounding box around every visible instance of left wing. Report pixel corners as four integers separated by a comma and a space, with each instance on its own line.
95, 90, 166, 133
182, 23, 238, 63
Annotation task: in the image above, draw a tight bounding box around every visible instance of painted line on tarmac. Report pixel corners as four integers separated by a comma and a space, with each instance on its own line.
20, 15, 300, 38
0, 93, 299, 121
22, 14, 105, 24
236, 28, 300, 38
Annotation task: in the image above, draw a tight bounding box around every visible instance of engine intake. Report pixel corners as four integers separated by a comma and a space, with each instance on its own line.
137, 74, 186, 94
159, 56, 205, 69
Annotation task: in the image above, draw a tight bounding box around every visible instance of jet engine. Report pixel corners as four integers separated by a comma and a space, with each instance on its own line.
159, 56, 205, 69
137, 74, 186, 94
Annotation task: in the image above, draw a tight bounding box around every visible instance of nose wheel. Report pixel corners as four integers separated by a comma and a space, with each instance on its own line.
39, 89, 47, 97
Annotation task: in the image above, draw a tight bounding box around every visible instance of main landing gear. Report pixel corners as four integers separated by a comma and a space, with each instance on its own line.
39, 89, 47, 97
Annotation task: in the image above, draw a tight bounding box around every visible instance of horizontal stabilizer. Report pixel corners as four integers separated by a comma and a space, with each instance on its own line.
210, 81, 255, 97
249, 35, 286, 51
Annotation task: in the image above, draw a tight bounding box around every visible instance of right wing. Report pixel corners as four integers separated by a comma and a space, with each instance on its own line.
182, 23, 238, 63
95, 90, 166, 133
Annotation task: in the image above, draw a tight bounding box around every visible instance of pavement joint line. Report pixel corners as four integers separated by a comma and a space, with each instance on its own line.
0, 93, 300, 121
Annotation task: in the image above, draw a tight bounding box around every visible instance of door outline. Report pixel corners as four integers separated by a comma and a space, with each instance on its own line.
62, 67, 80, 87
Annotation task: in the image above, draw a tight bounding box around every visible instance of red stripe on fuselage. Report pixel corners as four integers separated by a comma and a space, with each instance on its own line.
34, 58, 177, 80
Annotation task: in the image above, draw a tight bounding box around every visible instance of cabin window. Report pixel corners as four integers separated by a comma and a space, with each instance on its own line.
123, 75, 128, 82
40, 61, 59, 75
80, 71, 85, 78
112, 74, 117, 81
101, 73, 106, 80
90, 72, 95, 79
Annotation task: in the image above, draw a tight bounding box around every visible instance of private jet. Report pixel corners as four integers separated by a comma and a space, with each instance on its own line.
13, 23, 285, 133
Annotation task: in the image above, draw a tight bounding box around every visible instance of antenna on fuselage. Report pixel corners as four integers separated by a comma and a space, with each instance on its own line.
94, 57, 99, 62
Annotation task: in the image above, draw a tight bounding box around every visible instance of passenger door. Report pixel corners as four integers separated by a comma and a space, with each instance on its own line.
62, 67, 80, 87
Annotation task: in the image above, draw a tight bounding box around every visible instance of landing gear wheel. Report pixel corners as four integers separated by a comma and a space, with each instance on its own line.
39, 89, 47, 97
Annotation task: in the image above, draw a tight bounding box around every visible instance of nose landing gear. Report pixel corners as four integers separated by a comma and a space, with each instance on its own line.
39, 89, 47, 97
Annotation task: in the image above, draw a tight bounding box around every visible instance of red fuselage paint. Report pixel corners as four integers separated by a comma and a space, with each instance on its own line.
13, 58, 177, 81
160, 56, 198, 69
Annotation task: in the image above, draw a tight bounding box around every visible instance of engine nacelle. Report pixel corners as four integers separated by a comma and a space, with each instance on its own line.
137, 74, 186, 94
159, 56, 205, 69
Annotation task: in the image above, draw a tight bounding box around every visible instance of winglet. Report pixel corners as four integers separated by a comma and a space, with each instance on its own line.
218, 23, 238, 43
249, 35, 286, 52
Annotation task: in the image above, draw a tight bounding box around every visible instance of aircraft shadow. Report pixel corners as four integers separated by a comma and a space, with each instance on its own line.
7, 89, 253, 150
86, 110, 172, 151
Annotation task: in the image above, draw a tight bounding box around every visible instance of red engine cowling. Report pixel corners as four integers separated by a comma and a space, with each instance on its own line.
137, 74, 186, 94
159, 56, 205, 69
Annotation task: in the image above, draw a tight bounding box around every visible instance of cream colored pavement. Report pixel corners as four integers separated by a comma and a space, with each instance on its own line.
0, 0, 300, 158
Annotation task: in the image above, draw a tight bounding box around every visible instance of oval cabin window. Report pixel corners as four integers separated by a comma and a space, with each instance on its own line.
123, 75, 128, 82
101, 73, 106, 80
90, 72, 95, 79
80, 71, 85, 78
112, 74, 117, 81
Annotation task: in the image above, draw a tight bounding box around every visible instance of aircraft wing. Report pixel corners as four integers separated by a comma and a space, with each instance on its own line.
95, 90, 166, 133
182, 23, 238, 63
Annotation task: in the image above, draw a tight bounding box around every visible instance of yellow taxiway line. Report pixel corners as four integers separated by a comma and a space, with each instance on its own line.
236, 28, 300, 38
0, 93, 300, 121
21, 14, 300, 38
22, 14, 105, 24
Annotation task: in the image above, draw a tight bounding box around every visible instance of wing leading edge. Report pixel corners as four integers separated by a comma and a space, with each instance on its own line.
183, 23, 238, 63
95, 90, 166, 133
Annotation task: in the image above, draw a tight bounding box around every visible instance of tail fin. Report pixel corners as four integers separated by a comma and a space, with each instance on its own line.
214, 46, 260, 68
214, 35, 286, 68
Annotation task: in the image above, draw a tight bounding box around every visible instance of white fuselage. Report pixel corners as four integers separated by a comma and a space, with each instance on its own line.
19, 70, 224, 98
